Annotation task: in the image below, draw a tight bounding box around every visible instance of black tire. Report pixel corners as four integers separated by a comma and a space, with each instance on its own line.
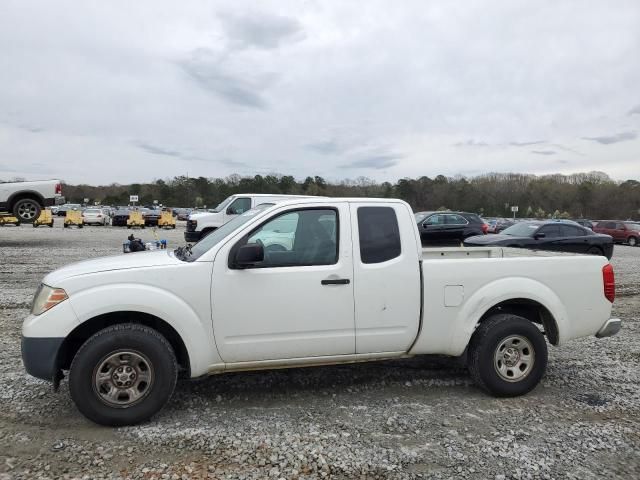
12, 198, 42, 223
628, 236, 638, 247
64, 223, 68, 228
78, 224, 83, 229
468, 314, 547, 397
49, 222, 54, 228
587, 246, 603, 256
69, 323, 178, 426
32, 223, 38, 228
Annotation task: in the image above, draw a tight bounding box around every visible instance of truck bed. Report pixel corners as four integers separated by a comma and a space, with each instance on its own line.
421, 246, 584, 260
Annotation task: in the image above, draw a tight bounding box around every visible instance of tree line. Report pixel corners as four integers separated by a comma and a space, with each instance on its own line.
56, 171, 640, 220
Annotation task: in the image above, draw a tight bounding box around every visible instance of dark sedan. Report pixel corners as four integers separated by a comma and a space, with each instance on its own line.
464, 220, 613, 259
415, 211, 487, 246
111, 208, 131, 227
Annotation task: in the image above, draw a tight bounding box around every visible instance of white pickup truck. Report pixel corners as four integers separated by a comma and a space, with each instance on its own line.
0, 179, 63, 222
22, 198, 621, 426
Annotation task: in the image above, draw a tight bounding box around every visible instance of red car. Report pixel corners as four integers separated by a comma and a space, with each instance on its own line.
593, 220, 640, 247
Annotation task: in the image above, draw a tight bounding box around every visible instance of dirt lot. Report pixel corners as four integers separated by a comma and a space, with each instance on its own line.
1, 220, 639, 479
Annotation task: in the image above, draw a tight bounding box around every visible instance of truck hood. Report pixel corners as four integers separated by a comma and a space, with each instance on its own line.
44, 250, 180, 285
189, 212, 221, 221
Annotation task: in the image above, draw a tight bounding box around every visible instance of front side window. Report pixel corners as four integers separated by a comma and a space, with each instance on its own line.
358, 207, 401, 264
424, 214, 446, 226
237, 208, 338, 267
228, 197, 251, 215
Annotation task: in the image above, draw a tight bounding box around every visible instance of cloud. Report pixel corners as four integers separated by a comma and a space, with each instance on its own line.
137, 142, 183, 158
177, 48, 268, 109
219, 11, 303, 50
531, 150, 556, 155
509, 140, 546, 146
628, 105, 640, 115
306, 140, 345, 155
454, 139, 489, 147
582, 131, 638, 145
343, 153, 401, 170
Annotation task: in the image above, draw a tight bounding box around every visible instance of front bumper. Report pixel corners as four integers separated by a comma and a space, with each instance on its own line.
596, 318, 622, 338
184, 230, 202, 243
21, 336, 65, 381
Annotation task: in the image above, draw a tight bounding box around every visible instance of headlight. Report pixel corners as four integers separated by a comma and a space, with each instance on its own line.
31, 284, 68, 316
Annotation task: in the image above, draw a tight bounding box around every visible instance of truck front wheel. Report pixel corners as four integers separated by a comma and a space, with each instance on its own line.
468, 314, 547, 397
69, 323, 178, 426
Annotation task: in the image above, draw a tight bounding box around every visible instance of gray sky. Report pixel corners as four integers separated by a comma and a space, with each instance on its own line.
1, 0, 639, 184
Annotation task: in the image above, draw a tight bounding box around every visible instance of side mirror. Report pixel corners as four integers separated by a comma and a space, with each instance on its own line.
534, 232, 546, 239
235, 243, 264, 267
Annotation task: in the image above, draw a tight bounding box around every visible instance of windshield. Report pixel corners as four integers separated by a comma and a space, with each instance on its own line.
211, 196, 234, 213
500, 223, 540, 237
183, 204, 273, 261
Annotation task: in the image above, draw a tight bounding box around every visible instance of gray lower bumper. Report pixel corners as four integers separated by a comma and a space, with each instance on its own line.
596, 318, 622, 338
21, 336, 64, 381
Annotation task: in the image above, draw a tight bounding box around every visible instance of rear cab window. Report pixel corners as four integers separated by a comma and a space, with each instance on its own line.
357, 207, 401, 264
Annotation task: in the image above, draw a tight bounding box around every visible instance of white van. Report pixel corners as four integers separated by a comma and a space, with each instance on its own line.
184, 194, 318, 242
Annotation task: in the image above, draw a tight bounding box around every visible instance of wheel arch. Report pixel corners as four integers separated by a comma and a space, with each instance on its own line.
7, 190, 45, 209
58, 311, 191, 377
450, 277, 568, 355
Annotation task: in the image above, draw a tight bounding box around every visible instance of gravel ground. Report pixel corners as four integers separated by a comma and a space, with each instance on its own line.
1, 220, 639, 479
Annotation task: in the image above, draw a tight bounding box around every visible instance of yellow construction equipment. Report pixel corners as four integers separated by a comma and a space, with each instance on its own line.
127, 210, 145, 229
157, 210, 176, 229
33, 209, 54, 228
0, 215, 21, 226
64, 210, 83, 228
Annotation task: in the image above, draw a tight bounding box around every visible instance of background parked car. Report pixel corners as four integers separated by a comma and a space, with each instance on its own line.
486, 217, 515, 233
464, 220, 614, 258
593, 220, 640, 246
82, 208, 109, 226
415, 211, 487, 246
572, 219, 594, 230
56, 203, 82, 216
111, 208, 131, 227
142, 208, 161, 226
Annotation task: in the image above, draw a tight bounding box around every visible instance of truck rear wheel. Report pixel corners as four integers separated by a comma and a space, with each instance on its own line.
468, 314, 547, 397
69, 323, 178, 426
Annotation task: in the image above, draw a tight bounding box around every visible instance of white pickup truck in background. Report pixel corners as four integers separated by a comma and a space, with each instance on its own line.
21, 198, 620, 426
184, 193, 317, 243
0, 179, 63, 222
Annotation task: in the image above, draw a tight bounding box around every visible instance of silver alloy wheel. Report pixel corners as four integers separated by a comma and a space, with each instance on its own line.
93, 350, 154, 408
493, 335, 535, 382
630, 237, 637, 247
17, 201, 38, 220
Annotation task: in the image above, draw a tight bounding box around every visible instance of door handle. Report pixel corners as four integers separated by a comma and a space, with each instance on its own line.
321, 278, 350, 285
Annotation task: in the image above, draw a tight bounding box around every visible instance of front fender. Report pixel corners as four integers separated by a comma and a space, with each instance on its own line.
69, 284, 220, 376
449, 277, 569, 355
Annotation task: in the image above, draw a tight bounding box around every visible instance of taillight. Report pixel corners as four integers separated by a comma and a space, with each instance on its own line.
55, 183, 62, 194
482, 223, 488, 234
602, 264, 615, 303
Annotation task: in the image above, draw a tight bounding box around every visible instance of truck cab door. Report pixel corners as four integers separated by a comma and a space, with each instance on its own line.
210, 203, 356, 363
350, 203, 421, 354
